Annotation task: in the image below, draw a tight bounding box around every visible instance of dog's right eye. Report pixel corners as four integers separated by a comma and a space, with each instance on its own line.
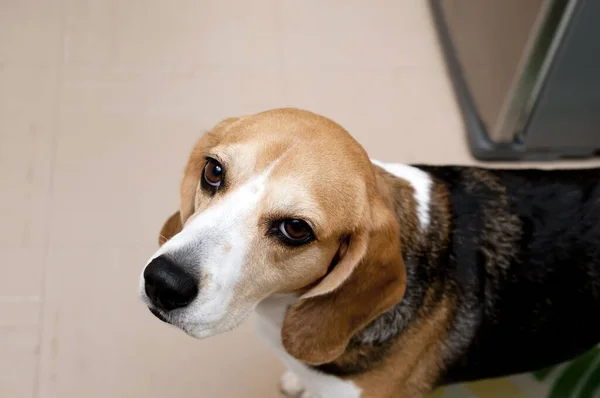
203, 158, 224, 191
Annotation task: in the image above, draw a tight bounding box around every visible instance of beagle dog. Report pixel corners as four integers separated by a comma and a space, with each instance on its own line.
139, 108, 600, 398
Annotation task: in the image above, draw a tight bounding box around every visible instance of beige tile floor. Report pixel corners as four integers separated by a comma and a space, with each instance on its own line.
2, 1, 600, 398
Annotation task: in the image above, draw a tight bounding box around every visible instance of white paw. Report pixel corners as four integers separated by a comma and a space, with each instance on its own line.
280, 371, 305, 397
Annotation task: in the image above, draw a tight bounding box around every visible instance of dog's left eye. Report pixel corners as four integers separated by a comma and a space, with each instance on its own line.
278, 219, 314, 244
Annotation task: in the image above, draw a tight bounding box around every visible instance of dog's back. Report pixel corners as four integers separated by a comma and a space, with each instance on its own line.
420, 166, 600, 383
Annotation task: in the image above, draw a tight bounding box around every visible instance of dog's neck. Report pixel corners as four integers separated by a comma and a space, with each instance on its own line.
308, 167, 459, 377
352, 167, 453, 346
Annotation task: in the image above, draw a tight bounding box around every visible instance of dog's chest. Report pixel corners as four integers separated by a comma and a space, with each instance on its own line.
254, 295, 363, 398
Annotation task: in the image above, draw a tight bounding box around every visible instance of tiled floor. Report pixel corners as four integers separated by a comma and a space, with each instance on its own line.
2, 1, 599, 398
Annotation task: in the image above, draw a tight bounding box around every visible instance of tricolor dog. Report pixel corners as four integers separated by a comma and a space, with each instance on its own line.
139, 108, 600, 397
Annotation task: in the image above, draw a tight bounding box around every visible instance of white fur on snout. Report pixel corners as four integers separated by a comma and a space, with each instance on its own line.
139, 162, 280, 338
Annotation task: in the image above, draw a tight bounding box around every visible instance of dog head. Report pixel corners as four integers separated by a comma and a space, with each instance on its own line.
139, 108, 407, 364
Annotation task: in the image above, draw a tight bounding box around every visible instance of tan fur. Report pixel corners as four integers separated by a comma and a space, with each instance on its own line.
180, 117, 241, 222
349, 293, 455, 398
374, 167, 421, 250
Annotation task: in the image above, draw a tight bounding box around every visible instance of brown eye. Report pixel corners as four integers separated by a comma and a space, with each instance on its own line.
203, 158, 223, 188
279, 219, 313, 243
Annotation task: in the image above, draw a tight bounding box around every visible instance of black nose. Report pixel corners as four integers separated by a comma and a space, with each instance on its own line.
144, 255, 199, 311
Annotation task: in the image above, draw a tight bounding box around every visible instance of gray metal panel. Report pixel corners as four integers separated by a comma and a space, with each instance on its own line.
524, 0, 600, 148
495, 0, 572, 143
438, 0, 546, 140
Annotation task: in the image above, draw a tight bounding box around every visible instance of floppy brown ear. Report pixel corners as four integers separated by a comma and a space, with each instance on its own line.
158, 211, 183, 247
281, 203, 407, 365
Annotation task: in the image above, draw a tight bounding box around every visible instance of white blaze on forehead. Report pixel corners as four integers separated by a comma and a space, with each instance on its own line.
371, 159, 432, 230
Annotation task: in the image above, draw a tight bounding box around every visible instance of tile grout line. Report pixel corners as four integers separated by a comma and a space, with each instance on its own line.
31, 1, 67, 396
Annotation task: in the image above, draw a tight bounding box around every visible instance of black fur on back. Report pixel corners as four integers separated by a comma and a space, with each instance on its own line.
420, 166, 600, 383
